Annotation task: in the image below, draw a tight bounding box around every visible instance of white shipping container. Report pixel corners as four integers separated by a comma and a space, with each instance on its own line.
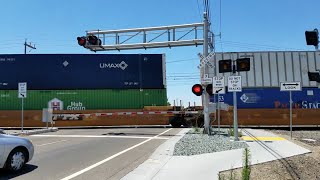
207, 51, 320, 88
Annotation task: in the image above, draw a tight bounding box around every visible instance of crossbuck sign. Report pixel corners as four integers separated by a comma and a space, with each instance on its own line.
197, 52, 215, 69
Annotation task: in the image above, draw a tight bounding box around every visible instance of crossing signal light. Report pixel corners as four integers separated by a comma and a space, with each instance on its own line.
192, 84, 203, 96
206, 84, 213, 96
236, 58, 250, 72
219, 60, 232, 73
88, 35, 102, 45
305, 30, 319, 46
77, 36, 86, 46
308, 71, 320, 83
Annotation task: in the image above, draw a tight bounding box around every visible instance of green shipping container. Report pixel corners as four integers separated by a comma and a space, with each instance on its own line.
0, 89, 167, 110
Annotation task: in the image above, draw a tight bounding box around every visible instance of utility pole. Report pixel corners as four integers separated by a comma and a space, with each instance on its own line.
202, 12, 211, 135
24, 39, 36, 54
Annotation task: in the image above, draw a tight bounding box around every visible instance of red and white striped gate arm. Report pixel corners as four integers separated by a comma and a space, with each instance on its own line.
56, 111, 199, 118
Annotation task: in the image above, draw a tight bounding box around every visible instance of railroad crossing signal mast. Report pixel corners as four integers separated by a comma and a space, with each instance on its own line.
77, 13, 214, 134
77, 23, 205, 51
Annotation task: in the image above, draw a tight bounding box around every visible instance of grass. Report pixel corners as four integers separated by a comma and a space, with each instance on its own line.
218, 167, 237, 180
218, 148, 251, 180
192, 126, 201, 133
228, 128, 243, 137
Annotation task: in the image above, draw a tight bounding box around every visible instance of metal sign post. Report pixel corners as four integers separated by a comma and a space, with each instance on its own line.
289, 91, 293, 138
228, 76, 242, 141
217, 95, 221, 135
280, 81, 301, 139
18, 82, 27, 133
212, 76, 225, 135
21, 97, 24, 132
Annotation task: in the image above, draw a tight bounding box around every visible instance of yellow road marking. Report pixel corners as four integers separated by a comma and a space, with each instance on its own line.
242, 136, 285, 141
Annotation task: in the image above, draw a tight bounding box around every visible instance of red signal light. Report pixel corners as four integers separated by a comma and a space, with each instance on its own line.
88, 35, 102, 45
77, 37, 86, 46
192, 84, 203, 96
194, 86, 201, 93
206, 84, 213, 95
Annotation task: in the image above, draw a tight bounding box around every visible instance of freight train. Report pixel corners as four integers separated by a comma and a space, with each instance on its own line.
0, 54, 169, 127
169, 51, 320, 127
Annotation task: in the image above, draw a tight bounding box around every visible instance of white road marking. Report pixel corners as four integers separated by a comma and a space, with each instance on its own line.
36, 140, 68, 147
31, 134, 169, 140
60, 128, 173, 180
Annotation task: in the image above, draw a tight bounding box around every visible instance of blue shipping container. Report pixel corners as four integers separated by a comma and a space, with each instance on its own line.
211, 87, 320, 109
0, 54, 165, 90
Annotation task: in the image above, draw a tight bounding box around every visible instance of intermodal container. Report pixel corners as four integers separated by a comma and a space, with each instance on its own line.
0, 89, 167, 110
0, 54, 166, 90
211, 87, 320, 109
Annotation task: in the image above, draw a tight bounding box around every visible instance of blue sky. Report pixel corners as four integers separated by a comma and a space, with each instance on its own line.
1, 0, 319, 106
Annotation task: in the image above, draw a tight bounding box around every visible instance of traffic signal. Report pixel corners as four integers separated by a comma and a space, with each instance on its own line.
206, 84, 213, 96
236, 58, 250, 72
305, 30, 319, 46
192, 84, 203, 96
308, 71, 320, 82
88, 35, 102, 45
219, 59, 232, 73
77, 36, 86, 46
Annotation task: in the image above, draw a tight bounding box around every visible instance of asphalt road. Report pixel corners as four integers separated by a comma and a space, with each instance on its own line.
0, 128, 182, 180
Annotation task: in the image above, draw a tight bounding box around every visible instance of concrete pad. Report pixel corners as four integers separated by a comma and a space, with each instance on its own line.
153, 149, 244, 180
242, 129, 311, 165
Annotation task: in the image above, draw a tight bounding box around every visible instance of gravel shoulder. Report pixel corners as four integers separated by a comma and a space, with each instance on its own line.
219, 129, 320, 180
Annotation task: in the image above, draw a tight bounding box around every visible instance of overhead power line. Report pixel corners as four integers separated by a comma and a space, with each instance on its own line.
166, 58, 198, 63
196, 0, 202, 21
216, 40, 307, 51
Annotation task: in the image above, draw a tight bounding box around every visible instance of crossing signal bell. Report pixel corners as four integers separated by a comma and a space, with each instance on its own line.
192, 84, 203, 96
305, 29, 319, 46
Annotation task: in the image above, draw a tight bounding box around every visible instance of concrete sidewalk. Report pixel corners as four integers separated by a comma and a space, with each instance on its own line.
122, 128, 311, 180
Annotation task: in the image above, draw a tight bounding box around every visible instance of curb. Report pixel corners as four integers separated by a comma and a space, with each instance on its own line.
0, 125, 172, 130
9, 128, 59, 136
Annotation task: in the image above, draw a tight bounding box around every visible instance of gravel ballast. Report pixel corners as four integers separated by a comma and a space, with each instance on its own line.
269, 129, 320, 146
173, 129, 248, 156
